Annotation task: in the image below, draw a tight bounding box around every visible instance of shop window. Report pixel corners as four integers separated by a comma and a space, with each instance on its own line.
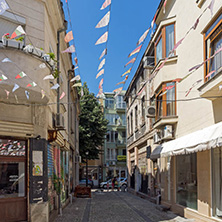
176, 153, 197, 210
212, 147, 222, 218
0, 162, 25, 198
155, 24, 175, 64
156, 82, 176, 120
204, 13, 222, 81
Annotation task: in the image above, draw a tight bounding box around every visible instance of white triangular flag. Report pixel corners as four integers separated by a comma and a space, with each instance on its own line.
96, 11, 110, 28
39, 63, 46, 69
70, 75, 81, 82
41, 90, 45, 99
219, 85, 222, 91
100, 0, 111, 10
95, 32, 108, 45
2, 58, 12, 63
25, 90, 29, 99
74, 66, 79, 70
51, 83, 60, 90
5, 89, 9, 99
43, 74, 54, 80
12, 83, 19, 92
99, 48, 107, 60
98, 58, 105, 71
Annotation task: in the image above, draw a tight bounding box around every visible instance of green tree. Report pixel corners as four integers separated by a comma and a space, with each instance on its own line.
79, 82, 108, 160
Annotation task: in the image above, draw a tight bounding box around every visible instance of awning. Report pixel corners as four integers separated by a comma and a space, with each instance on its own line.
150, 145, 163, 160
160, 122, 222, 157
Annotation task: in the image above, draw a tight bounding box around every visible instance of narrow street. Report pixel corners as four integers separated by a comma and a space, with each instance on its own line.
54, 190, 192, 222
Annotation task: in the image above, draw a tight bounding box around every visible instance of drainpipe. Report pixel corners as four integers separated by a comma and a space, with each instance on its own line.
56, 21, 67, 215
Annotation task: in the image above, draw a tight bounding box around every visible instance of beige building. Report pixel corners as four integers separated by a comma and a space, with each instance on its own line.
0, 0, 80, 221
126, 0, 222, 221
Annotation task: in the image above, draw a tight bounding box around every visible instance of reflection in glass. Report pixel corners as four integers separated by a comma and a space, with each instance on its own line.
0, 162, 25, 198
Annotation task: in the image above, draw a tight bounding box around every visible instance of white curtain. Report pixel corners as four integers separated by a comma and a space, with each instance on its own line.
166, 24, 174, 56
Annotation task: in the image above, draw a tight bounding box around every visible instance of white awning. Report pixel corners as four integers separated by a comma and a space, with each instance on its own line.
160, 122, 222, 157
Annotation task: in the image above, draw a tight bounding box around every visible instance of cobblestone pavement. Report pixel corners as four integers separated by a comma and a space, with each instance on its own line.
54, 190, 194, 222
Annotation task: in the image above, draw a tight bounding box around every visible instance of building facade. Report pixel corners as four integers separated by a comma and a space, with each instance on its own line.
126, 0, 222, 221
103, 92, 127, 181
0, 0, 80, 221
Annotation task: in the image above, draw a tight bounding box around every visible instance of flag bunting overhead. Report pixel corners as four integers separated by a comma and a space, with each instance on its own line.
121, 68, 132, 77
0, 74, 7, 81
113, 87, 123, 92
51, 83, 60, 90
73, 82, 82, 87
95, 31, 108, 45
15, 71, 27, 79
5, 89, 9, 99
41, 90, 45, 99
27, 82, 37, 87
137, 29, 150, 46
12, 84, 19, 92
124, 58, 136, 67
96, 69, 104, 79
62, 45, 75, 53
98, 59, 105, 71
99, 78, 104, 88
64, 31, 73, 43
128, 45, 142, 58
25, 90, 29, 100
99, 48, 107, 60
10, 25, 26, 39
70, 75, 81, 82
96, 11, 110, 28
2, 58, 12, 63
100, 0, 111, 10
59, 92, 66, 100
43, 74, 54, 80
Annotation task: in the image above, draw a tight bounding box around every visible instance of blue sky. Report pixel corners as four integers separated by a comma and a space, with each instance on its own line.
62, 0, 160, 95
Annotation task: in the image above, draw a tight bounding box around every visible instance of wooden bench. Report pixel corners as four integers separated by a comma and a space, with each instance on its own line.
74, 186, 91, 198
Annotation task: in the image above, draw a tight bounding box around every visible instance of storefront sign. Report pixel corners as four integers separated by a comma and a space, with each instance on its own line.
117, 155, 126, 162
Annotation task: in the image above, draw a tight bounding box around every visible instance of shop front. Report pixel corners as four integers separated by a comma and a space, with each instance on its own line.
0, 138, 27, 222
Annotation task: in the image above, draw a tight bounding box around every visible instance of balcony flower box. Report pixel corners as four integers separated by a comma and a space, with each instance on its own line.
23, 45, 45, 57
2, 37, 24, 49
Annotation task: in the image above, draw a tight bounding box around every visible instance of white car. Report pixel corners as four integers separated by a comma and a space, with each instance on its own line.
100, 177, 127, 189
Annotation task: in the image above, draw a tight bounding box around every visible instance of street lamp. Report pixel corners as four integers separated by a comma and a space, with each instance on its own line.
85, 151, 89, 187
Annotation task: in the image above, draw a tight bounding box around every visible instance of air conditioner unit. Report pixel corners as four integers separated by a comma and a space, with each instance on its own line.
146, 106, 156, 118
153, 132, 161, 144
55, 113, 65, 129
143, 56, 155, 69
162, 125, 173, 140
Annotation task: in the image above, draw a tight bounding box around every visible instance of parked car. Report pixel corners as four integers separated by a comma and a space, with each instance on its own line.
79, 179, 94, 188
100, 177, 127, 189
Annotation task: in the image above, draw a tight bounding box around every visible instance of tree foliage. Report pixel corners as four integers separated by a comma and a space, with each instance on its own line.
79, 82, 108, 160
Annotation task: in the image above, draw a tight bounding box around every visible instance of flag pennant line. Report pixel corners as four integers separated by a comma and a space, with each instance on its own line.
99, 48, 107, 60
96, 69, 104, 79
98, 58, 105, 71
100, 0, 111, 10
10, 25, 26, 39
64, 31, 73, 43
128, 45, 142, 58
95, 31, 108, 45
137, 29, 150, 46
96, 11, 110, 28
124, 58, 136, 67
62, 45, 75, 53
59, 92, 66, 100
12, 83, 19, 92
70, 75, 81, 82
121, 68, 132, 77
99, 78, 104, 88
15, 71, 26, 79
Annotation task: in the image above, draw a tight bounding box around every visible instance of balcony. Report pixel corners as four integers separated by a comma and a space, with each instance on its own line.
153, 115, 178, 130
198, 68, 222, 100
116, 139, 126, 147
0, 42, 53, 104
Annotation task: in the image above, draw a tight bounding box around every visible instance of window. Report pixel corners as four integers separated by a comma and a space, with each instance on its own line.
121, 114, 126, 126
122, 149, 126, 155
156, 82, 176, 119
212, 147, 222, 218
204, 13, 222, 81
135, 106, 138, 130
155, 24, 175, 64
106, 114, 119, 125
105, 98, 114, 109
116, 95, 126, 109
176, 153, 197, 210
130, 112, 133, 134
106, 131, 118, 143
141, 96, 145, 123
127, 116, 130, 136
122, 131, 126, 139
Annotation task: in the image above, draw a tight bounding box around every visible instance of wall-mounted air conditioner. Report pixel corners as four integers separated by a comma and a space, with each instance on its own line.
162, 125, 173, 140
55, 113, 65, 129
143, 56, 155, 69
146, 106, 156, 118
153, 132, 161, 144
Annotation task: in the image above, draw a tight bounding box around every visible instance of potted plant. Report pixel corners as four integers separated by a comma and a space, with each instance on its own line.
2, 33, 25, 49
